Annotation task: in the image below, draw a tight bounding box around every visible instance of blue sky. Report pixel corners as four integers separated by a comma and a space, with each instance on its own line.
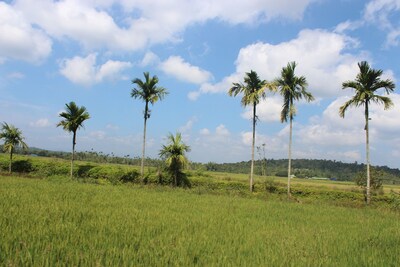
1, 0, 400, 168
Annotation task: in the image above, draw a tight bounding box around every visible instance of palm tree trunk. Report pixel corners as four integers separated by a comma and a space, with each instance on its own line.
9, 150, 13, 174
71, 132, 76, 179
174, 168, 178, 187
140, 101, 149, 178
365, 102, 370, 205
287, 117, 293, 199
250, 103, 256, 192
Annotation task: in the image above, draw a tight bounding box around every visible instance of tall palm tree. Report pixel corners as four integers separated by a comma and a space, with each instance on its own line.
339, 61, 395, 205
131, 72, 168, 178
159, 132, 190, 187
229, 70, 274, 192
0, 122, 28, 173
275, 62, 314, 198
57, 101, 90, 178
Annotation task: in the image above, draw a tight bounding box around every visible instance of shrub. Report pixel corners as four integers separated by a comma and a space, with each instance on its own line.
389, 191, 400, 212
264, 178, 279, 193
354, 168, 384, 198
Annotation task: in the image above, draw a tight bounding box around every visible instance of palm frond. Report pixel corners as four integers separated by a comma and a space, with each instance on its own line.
341, 61, 396, 117
57, 102, 90, 133
131, 72, 169, 112
0, 122, 28, 152
229, 70, 269, 108
276, 62, 313, 123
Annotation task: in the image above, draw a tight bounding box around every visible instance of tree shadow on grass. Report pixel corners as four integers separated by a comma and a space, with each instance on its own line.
12, 160, 33, 173
77, 164, 96, 178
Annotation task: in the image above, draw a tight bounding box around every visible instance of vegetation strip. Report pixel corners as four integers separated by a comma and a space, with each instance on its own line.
1, 175, 400, 266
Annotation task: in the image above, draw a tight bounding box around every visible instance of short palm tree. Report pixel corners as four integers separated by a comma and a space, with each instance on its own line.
131, 72, 168, 178
275, 62, 314, 198
159, 132, 190, 187
0, 122, 28, 173
57, 102, 90, 178
229, 70, 274, 192
339, 61, 395, 205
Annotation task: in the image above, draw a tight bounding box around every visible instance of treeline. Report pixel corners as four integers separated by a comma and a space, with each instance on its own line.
204, 159, 400, 184
13, 147, 163, 167
5, 146, 400, 184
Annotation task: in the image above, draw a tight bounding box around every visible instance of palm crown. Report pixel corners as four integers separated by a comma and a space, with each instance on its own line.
131, 72, 168, 119
159, 132, 191, 170
339, 61, 395, 117
57, 102, 90, 135
275, 61, 314, 122
228, 70, 267, 107
0, 122, 28, 154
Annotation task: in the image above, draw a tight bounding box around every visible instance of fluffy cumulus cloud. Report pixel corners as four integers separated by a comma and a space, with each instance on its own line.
159, 56, 212, 84
7, 0, 316, 53
140, 51, 160, 67
190, 124, 248, 162
293, 93, 400, 163
59, 54, 132, 86
241, 96, 282, 122
191, 28, 364, 100
364, 0, 400, 46
0, 2, 52, 64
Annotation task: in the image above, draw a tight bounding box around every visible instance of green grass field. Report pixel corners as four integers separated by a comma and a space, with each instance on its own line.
1, 175, 400, 266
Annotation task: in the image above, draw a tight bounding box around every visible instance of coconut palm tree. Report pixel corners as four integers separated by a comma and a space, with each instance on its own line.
339, 61, 395, 205
57, 101, 90, 178
0, 122, 28, 173
131, 72, 168, 178
159, 132, 190, 187
275, 62, 314, 198
229, 70, 274, 192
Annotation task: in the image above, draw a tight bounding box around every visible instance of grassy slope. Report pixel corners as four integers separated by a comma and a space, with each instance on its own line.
1, 176, 400, 266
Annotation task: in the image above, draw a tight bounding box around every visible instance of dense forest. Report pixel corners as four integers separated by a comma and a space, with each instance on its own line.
6, 146, 400, 184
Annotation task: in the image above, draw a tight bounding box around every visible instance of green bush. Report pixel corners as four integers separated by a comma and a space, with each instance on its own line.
84, 165, 140, 184
264, 178, 280, 193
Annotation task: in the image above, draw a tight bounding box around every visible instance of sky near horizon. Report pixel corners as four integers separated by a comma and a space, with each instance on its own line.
1, 0, 400, 168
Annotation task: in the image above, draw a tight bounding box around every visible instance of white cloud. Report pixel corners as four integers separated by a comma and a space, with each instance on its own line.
30, 118, 50, 128
334, 20, 364, 34
216, 124, 230, 136
89, 131, 106, 140
242, 96, 282, 122
190, 74, 240, 100
140, 51, 160, 67
191, 29, 365, 99
159, 56, 212, 84
364, 0, 400, 46
241, 131, 285, 155
7, 72, 25, 79
190, 124, 247, 162
106, 124, 119, 130
199, 128, 210, 135
12, 0, 316, 52
59, 53, 132, 86
179, 117, 197, 133
293, 93, 400, 162
0, 2, 52, 64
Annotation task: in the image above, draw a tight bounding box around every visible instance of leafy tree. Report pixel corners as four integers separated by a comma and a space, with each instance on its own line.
229, 70, 274, 192
131, 72, 168, 178
354, 167, 384, 199
57, 102, 90, 178
159, 132, 190, 187
340, 61, 395, 205
0, 122, 28, 173
275, 62, 314, 198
